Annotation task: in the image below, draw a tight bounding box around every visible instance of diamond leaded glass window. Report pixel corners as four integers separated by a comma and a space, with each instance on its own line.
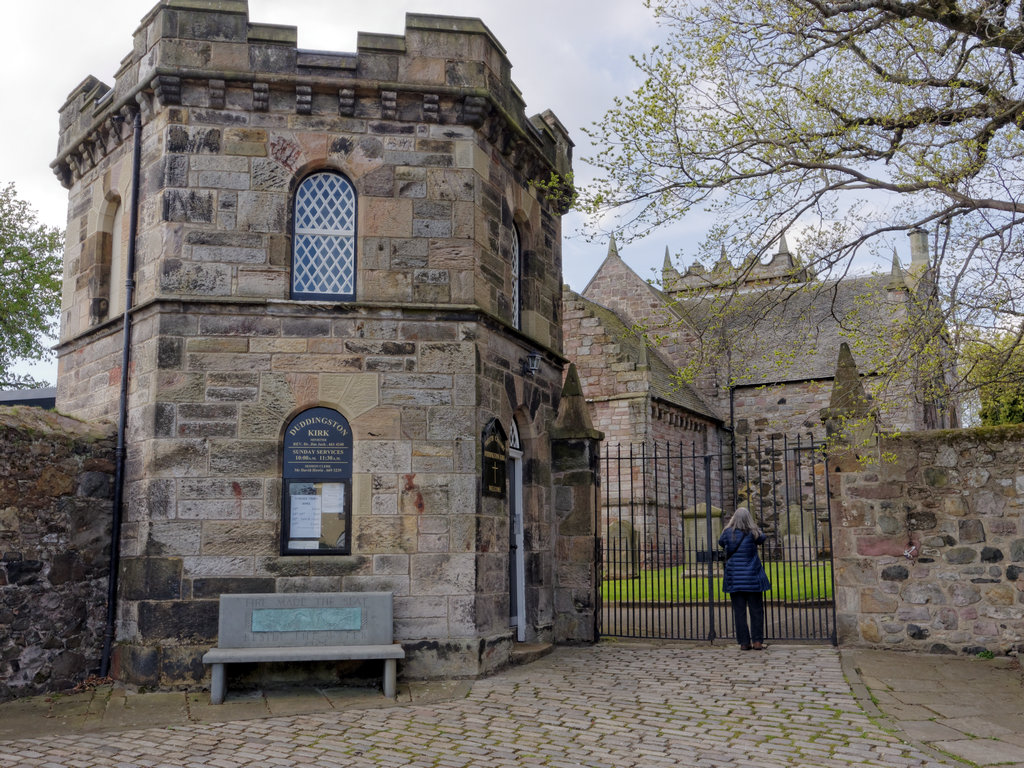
292, 172, 356, 301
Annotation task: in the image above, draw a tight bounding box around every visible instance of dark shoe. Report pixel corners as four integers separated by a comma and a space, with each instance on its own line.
740, 644, 751, 650
752, 642, 764, 650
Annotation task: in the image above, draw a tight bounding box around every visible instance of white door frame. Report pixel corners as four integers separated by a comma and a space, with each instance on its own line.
509, 423, 526, 642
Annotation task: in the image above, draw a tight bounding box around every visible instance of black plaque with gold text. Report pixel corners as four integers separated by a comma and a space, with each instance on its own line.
283, 407, 352, 480
482, 418, 507, 498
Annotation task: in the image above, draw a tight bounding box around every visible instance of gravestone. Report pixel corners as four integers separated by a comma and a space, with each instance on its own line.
682, 504, 724, 563
606, 521, 637, 578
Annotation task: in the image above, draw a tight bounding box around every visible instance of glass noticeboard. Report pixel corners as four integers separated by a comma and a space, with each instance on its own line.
284, 481, 349, 552
281, 407, 353, 555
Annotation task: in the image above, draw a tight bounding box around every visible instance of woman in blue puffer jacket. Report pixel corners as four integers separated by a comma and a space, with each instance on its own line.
718, 507, 771, 650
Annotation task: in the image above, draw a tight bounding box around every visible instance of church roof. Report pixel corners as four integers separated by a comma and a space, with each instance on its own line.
569, 290, 721, 421
674, 274, 907, 386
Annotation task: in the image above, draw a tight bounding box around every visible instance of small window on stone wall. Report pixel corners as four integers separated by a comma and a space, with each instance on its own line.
291, 172, 357, 301
108, 201, 125, 316
512, 224, 522, 330
281, 407, 353, 555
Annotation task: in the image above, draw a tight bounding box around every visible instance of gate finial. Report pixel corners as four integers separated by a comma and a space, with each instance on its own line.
820, 342, 879, 459
553, 363, 603, 439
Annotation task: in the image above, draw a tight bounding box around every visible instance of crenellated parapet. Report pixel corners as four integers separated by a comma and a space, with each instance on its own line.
52, 2, 572, 191
665, 235, 814, 296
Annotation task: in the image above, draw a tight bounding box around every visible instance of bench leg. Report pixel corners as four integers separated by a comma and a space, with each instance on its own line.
210, 663, 226, 705
383, 658, 397, 699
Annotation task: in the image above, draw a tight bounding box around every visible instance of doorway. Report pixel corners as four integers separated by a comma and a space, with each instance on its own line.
508, 420, 526, 641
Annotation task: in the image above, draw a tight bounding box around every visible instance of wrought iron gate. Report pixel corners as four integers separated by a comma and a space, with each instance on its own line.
598, 435, 836, 643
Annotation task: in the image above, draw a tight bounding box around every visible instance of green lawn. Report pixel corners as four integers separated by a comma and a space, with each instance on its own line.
601, 561, 833, 603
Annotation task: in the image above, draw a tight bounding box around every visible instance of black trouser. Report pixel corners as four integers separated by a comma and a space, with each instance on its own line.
730, 591, 764, 646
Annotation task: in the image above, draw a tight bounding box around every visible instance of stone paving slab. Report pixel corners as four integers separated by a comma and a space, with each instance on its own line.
930, 738, 1023, 766
843, 648, 1024, 768
0, 645, 950, 768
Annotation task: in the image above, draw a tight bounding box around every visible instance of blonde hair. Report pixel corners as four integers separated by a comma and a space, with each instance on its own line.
725, 506, 761, 537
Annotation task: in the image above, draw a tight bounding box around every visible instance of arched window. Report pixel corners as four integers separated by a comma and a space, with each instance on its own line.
511, 225, 522, 329
108, 201, 125, 316
291, 172, 357, 301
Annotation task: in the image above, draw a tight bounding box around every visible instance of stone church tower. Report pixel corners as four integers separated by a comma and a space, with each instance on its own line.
52, 0, 592, 686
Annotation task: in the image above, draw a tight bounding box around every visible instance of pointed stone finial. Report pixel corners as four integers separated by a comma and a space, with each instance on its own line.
552, 363, 603, 439
637, 337, 649, 369
886, 249, 906, 289
661, 246, 682, 290
777, 233, 789, 254
607, 235, 620, 260
820, 343, 878, 452
561, 362, 585, 398
829, 343, 868, 411
713, 245, 731, 272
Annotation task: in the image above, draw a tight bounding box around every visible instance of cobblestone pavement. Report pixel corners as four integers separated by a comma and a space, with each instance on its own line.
0, 645, 952, 768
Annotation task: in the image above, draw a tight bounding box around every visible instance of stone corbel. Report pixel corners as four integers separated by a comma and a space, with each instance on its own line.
493, 124, 513, 155
339, 88, 355, 117
79, 143, 98, 174
210, 79, 226, 110
107, 114, 127, 146
117, 105, 138, 138
462, 95, 491, 127
82, 135, 102, 167
296, 85, 312, 115
381, 90, 397, 120
253, 83, 269, 112
153, 75, 182, 107
508, 137, 528, 169
53, 162, 73, 190
525, 158, 543, 184
423, 93, 439, 123
135, 91, 154, 122
66, 151, 84, 181
96, 125, 114, 156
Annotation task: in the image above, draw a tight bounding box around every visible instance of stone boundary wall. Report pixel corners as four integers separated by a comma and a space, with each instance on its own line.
0, 408, 115, 701
833, 424, 1024, 655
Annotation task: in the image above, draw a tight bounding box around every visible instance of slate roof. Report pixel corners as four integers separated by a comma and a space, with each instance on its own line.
672, 274, 908, 386
570, 291, 722, 422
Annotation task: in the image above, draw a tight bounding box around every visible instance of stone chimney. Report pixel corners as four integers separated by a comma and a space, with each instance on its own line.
906, 228, 930, 290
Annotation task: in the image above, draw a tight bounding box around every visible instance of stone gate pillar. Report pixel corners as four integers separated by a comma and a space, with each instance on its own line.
550, 364, 603, 642
820, 342, 882, 644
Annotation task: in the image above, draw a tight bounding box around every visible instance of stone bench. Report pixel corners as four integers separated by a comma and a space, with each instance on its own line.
202, 592, 405, 704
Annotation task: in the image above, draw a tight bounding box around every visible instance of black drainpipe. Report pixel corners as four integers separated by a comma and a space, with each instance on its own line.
100, 107, 143, 678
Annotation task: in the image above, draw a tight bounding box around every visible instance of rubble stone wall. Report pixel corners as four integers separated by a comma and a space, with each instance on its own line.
832, 424, 1024, 654
0, 408, 115, 701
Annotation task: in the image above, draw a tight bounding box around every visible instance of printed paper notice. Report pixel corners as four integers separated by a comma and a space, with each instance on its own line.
321, 483, 345, 516
290, 495, 321, 538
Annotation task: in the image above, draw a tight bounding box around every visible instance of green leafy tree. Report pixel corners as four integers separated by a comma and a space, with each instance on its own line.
583, 0, 1024, 405
0, 183, 63, 389
963, 330, 1024, 425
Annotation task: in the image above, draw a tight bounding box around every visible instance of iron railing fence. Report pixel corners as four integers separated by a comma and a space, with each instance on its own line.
599, 435, 836, 644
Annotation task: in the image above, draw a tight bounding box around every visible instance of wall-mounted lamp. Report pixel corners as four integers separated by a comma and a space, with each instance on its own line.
521, 350, 541, 377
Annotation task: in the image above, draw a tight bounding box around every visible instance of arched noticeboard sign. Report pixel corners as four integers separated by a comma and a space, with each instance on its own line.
482, 418, 507, 498
281, 407, 353, 555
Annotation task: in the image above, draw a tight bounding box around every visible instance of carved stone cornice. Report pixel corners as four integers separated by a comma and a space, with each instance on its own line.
54, 72, 570, 191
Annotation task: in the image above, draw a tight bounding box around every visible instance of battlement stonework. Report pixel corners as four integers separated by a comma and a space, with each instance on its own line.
53, 0, 591, 688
